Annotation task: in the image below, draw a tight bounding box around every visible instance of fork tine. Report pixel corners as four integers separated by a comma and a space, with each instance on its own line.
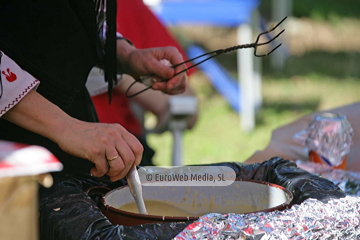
255, 16, 287, 44
256, 29, 285, 47
253, 16, 287, 57
269, 16, 287, 32
255, 43, 282, 57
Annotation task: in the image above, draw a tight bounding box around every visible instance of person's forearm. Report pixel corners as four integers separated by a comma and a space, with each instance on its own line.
116, 39, 137, 75
117, 75, 196, 116
116, 75, 168, 117
116, 75, 198, 131
2, 89, 78, 144
3, 89, 144, 180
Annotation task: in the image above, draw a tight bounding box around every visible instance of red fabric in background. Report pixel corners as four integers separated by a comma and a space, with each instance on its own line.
91, 90, 142, 136
92, 0, 194, 134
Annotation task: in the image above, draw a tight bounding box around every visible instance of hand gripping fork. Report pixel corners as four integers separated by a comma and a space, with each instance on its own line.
125, 16, 287, 98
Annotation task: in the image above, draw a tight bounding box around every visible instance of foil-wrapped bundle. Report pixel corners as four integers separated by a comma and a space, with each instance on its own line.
294, 113, 354, 167
296, 160, 360, 197
175, 196, 360, 239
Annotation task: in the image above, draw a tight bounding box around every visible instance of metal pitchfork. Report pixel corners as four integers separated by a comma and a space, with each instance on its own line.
125, 16, 287, 98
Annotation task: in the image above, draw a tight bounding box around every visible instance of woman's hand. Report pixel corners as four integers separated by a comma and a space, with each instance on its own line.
3, 89, 143, 181
57, 121, 143, 181
116, 40, 188, 95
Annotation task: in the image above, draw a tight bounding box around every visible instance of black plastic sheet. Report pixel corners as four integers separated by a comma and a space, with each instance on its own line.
39, 157, 345, 240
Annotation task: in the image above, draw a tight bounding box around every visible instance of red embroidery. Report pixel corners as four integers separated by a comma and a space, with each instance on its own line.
0, 79, 39, 115
2, 68, 17, 82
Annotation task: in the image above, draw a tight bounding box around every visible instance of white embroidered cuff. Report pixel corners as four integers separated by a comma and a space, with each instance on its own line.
0, 51, 40, 117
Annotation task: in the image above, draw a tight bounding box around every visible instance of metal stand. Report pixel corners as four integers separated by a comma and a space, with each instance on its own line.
271, 0, 292, 71
238, 10, 262, 132
170, 119, 188, 166
168, 96, 197, 166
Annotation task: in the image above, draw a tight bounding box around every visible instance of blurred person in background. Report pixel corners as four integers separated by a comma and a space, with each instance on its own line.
86, 0, 198, 166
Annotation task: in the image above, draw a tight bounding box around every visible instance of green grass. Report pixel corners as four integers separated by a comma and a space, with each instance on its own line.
147, 51, 360, 166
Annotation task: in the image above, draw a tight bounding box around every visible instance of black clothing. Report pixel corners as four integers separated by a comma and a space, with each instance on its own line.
0, 0, 101, 174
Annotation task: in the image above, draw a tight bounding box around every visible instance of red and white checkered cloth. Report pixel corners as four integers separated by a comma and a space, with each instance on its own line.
0, 140, 62, 178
